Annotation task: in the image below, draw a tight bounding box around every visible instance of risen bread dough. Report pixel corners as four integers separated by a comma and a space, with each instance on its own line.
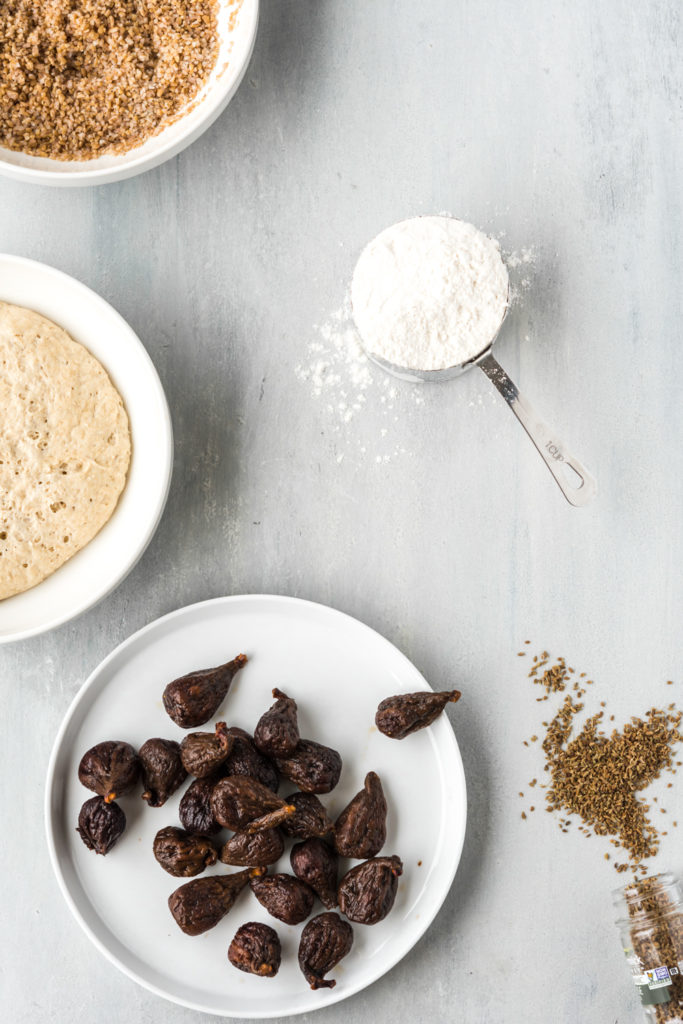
0, 301, 131, 599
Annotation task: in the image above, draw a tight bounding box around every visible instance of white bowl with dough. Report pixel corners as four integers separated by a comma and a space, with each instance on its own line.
0, 255, 173, 642
0, 0, 259, 187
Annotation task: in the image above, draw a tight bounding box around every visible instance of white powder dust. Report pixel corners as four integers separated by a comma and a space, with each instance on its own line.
294, 302, 423, 462
351, 216, 509, 372
504, 245, 536, 304
505, 246, 536, 269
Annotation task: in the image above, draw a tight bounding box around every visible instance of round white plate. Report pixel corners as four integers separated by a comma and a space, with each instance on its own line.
0, 0, 259, 186
45, 595, 467, 1018
0, 255, 173, 642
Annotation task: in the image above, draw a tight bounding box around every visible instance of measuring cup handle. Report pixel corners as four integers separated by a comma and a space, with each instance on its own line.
477, 353, 597, 507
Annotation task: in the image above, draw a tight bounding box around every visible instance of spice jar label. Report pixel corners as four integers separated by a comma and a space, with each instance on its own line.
616, 874, 683, 1018
645, 966, 674, 990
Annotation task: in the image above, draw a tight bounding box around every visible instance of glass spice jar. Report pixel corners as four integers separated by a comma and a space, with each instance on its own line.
614, 873, 683, 1022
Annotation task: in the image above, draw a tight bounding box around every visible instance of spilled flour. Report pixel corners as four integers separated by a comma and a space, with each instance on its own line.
505, 246, 536, 302
294, 299, 421, 463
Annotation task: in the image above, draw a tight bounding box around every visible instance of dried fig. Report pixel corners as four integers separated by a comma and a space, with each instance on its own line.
337, 856, 403, 924
180, 722, 233, 778
290, 838, 338, 909
178, 774, 223, 836
375, 689, 461, 739
162, 653, 247, 729
220, 828, 284, 867
250, 872, 316, 925
281, 792, 334, 840
168, 867, 264, 936
140, 738, 187, 807
254, 688, 300, 757
78, 740, 140, 803
228, 922, 281, 977
334, 771, 387, 858
153, 826, 217, 877
223, 727, 279, 792
298, 912, 353, 990
275, 740, 342, 794
211, 777, 295, 833
76, 796, 125, 855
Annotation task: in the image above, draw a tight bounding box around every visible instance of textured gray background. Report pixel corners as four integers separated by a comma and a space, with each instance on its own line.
1, 0, 682, 1021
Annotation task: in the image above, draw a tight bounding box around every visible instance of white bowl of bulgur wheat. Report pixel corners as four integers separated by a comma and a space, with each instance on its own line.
0, 0, 258, 186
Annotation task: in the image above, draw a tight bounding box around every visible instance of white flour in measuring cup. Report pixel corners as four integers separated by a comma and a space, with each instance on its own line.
351, 216, 509, 372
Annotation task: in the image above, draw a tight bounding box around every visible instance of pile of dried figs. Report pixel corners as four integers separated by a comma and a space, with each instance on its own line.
75, 652, 461, 991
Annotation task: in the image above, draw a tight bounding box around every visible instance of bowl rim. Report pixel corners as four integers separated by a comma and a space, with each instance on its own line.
0, 254, 174, 643
0, 0, 260, 187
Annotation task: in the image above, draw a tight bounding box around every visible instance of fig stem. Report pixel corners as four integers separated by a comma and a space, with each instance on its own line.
243, 805, 296, 835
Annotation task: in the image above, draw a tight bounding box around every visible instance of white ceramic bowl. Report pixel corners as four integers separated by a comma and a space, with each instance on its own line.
0, 255, 173, 642
0, 0, 259, 187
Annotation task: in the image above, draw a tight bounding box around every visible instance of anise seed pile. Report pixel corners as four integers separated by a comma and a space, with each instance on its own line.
519, 649, 682, 873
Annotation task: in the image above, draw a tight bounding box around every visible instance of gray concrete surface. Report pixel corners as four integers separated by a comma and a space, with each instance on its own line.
2, 1, 682, 1021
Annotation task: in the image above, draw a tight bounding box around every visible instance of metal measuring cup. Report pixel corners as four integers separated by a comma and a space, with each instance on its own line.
355, 297, 597, 508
